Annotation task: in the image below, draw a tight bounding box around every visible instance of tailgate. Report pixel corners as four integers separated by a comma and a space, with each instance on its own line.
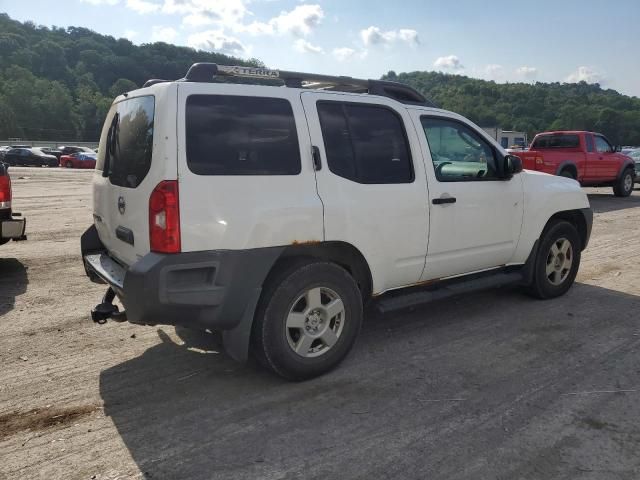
93, 86, 177, 266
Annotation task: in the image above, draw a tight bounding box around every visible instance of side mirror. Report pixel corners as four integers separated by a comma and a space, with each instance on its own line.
503, 154, 523, 179
615, 145, 622, 152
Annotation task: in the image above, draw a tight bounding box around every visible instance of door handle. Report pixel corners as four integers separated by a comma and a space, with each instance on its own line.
312, 146, 322, 171
432, 196, 456, 205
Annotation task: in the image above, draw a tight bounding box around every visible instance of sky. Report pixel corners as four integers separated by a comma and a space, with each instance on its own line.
1, 0, 639, 97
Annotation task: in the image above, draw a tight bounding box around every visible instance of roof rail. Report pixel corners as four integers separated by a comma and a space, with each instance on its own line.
143, 63, 437, 107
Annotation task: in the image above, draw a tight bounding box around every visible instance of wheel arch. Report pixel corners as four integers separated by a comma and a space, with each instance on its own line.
267, 241, 373, 302
555, 161, 578, 179
543, 209, 591, 251
616, 159, 635, 180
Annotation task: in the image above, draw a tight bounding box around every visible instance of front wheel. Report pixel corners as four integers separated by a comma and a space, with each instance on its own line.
251, 260, 363, 381
613, 168, 634, 197
526, 220, 581, 299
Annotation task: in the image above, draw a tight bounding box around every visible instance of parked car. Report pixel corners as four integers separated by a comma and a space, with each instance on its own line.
40, 147, 63, 160
3, 148, 58, 167
0, 162, 27, 245
513, 131, 635, 196
0, 146, 10, 161
81, 63, 593, 380
60, 152, 97, 169
623, 149, 640, 179
59, 146, 96, 156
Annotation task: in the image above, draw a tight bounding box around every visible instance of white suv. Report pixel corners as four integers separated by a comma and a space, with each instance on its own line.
82, 63, 592, 380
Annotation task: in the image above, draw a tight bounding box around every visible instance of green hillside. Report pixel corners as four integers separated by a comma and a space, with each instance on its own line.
1, 12, 639, 144
0, 13, 257, 141
383, 70, 640, 145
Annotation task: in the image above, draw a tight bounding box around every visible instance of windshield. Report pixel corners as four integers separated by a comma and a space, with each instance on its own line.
97, 95, 155, 188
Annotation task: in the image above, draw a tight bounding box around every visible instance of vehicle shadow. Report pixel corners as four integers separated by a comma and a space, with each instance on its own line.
587, 192, 640, 213
0, 257, 28, 317
100, 283, 640, 480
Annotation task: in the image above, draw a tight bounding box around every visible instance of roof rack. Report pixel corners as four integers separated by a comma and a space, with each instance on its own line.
143, 63, 437, 107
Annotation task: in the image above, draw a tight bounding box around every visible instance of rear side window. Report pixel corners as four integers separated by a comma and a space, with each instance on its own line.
532, 134, 580, 149
97, 95, 155, 188
186, 95, 301, 175
317, 102, 413, 184
585, 134, 594, 152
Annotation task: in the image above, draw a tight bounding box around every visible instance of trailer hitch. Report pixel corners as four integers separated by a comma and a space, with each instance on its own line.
91, 287, 127, 324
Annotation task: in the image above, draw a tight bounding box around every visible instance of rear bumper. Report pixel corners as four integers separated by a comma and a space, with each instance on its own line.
81, 225, 283, 361
0, 215, 26, 241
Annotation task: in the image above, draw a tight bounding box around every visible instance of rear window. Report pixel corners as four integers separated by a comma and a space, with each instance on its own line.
97, 95, 155, 188
185, 95, 301, 175
532, 134, 580, 149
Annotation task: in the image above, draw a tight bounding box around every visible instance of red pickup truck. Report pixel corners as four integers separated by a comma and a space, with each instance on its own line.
513, 131, 635, 197
0, 163, 27, 245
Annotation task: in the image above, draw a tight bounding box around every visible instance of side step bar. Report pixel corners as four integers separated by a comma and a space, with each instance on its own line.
376, 270, 524, 314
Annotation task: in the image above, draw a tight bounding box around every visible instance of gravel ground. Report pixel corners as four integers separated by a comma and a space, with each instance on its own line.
1, 167, 639, 480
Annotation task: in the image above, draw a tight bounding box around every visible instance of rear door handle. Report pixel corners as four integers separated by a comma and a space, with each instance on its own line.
312, 146, 322, 171
432, 196, 456, 205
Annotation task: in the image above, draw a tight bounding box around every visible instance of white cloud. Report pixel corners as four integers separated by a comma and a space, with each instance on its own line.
80, 0, 119, 5
187, 30, 246, 55
241, 4, 324, 36
484, 64, 503, 79
269, 4, 324, 36
151, 26, 178, 42
126, 0, 160, 14
434, 55, 464, 70
294, 39, 324, 54
398, 29, 419, 46
566, 66, 604, 84
360, 26, 419, 47
516, 66, 538, 80
333, 47, 356, 61
123, 29, 139, 41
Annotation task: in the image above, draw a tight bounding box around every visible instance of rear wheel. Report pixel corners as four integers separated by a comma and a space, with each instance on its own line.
560, 169, 576, 180
251, 260, 363, 381
613, 168, 634, 197
527, 220, 581, 299
65, 161, 73, 168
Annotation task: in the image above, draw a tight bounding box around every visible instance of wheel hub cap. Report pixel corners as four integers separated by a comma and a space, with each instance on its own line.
285, 287, 345, 358
546, 238, 573, 286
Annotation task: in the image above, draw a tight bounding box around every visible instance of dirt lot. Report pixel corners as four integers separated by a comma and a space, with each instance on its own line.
1, 167, 639, 480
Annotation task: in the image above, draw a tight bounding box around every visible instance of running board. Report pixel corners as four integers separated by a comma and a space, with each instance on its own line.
376, 270, 524, 314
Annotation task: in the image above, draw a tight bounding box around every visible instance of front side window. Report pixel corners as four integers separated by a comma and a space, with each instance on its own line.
317, 102, 413, 184
421, 117, 499, 181
595, 135, 613, 153
97, 95, 155, 188
186, 95, 301, 175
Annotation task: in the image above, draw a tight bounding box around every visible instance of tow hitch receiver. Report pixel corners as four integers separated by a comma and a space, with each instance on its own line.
92, 287, 128, 324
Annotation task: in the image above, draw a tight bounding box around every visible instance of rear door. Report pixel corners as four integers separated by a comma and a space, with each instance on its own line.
176, 83, 323, 252
93, 85, 177, 266
301, 92, 430, 293
583, 133, 599, 180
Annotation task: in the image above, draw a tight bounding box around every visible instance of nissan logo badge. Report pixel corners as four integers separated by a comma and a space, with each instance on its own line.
118, 196, 126, 214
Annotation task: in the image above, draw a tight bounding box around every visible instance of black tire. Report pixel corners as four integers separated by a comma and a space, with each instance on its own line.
560, 170, 575, 180
613, 168, 634, 197
527, 220, 581, 299
251, 260, 363, 381
65, 161, 73, 168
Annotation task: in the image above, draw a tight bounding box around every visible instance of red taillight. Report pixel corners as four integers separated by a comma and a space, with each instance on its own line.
149, 180, 180, 253
0, 175, 11, 209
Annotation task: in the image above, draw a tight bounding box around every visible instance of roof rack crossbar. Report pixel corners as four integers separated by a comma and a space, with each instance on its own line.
155, 63, 437, 107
